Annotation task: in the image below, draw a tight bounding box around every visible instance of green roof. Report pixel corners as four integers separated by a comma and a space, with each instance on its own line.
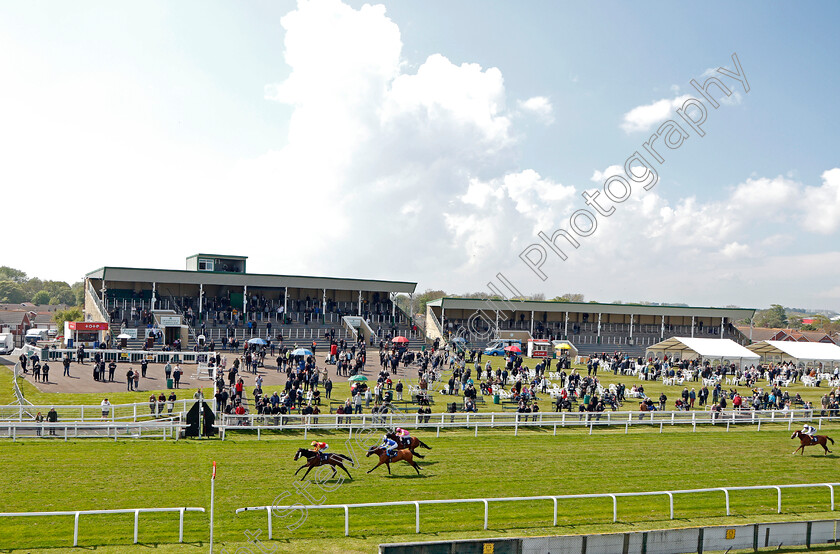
187, 253, 248, 260
86, 266, 416, 287
429, 296, 754, 312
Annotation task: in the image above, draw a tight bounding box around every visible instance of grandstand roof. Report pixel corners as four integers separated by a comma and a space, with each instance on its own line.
86, 266, 416, 294
646, 337, 759, 360
746, 340, 840, 362
428, 297, 754, 318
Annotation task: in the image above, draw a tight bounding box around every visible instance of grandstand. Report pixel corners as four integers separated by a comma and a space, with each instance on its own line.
425, 297, 756, 356
83, 254, 421, 350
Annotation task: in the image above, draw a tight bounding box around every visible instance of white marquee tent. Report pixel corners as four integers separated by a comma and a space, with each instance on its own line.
646, 337, 760, 366
746, 340, 840, 368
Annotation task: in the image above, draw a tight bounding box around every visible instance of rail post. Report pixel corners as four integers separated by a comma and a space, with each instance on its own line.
73, 511, 80, 546
344, 505, 350, 536
267, 506, 272, 539
414, 501, 420, 533
179, 507, 185, 542
133, 509, 139, 544
775, 486, 782, 513
483, 499, 488, 530
827, 484, 835, 511
720, 488, 730, 516
610, 494, 617, 522
666, 492, 674, 519
552, 497, 558, 526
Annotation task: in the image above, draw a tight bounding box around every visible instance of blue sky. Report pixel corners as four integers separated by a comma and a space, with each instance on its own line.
2, 1, 839, 310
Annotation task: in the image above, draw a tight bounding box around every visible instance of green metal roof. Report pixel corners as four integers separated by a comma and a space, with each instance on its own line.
187, 253, 248, 260
430, 296, 753, 311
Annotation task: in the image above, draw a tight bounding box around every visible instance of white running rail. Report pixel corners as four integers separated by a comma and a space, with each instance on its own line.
0, 506, 205, 546
236, 482, 838, 538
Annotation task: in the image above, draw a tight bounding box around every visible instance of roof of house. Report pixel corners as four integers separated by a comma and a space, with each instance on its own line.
735, 326, 836, 344
0, 310, 30, 327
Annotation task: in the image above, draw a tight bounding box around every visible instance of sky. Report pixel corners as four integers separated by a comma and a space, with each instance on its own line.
2, 0, 840, 310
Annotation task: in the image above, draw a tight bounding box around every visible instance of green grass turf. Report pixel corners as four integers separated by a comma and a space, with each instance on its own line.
1, 425, 840, 553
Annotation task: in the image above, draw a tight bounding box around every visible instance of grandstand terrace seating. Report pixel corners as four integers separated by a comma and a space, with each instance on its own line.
102, 292, 426, 351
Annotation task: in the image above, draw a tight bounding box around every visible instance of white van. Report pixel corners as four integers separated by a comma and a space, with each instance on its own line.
0, 334, 13, 354
25, 329, 49, 345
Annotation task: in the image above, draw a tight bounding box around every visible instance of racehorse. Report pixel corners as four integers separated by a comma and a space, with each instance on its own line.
386, 432, 432, 458
293, 448, 354, 481
791, 430, 834, 455
366, 445, 421, 475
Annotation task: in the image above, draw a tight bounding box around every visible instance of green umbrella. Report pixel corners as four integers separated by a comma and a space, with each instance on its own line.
349, 375, 368, 382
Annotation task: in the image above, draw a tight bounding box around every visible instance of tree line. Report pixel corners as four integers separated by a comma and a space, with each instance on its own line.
0, 266, 84, 306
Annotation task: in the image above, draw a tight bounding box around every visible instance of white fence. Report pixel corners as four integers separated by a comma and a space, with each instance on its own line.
217, 408, 835, 439
41, 348, 215, 364
236, 482, 839, 538
0, 506, 204, 546
0, 400, 192, 422
0, 419, 186, 441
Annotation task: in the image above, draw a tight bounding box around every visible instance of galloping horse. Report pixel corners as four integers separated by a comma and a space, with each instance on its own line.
366, 445, 421, 475
791, 430, 834, 455
293, 448, 354, 481
386, 433, 432, 458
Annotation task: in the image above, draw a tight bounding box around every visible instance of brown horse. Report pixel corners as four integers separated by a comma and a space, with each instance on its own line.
366, 445, 421, 475
293, 448, 354, 481
386, 433, 432, 458
791, 431, 834, 455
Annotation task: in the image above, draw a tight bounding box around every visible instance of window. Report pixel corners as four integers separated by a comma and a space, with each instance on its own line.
198, 259, 214, 272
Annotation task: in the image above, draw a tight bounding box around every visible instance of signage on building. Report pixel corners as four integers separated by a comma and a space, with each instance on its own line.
69, 322, 109, 331
159, 316, 181, 326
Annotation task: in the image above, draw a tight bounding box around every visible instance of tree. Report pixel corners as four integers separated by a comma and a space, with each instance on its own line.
753, 304, 788, 328
0, 280, 26, 303
0, 266, 27, 283
414, 290, 446, 314
53, 307, 83, 334
31, 290, 51, 305
71, 281, 85, 307
551, 293, 584, 302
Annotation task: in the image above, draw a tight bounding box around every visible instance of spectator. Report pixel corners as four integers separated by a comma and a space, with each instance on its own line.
46, 407, 58, 435
101, 398, 111, 419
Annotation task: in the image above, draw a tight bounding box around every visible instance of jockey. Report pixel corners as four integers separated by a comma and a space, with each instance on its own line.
395, 427, 411, 446
311, 441, 328, 458
382, 434, 398, 457
802, 424, 817, 440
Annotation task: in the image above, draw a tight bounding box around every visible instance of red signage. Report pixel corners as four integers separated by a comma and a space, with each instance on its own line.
69, 322, 109, 331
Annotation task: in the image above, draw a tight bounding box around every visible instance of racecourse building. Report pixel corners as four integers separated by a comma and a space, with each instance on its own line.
426, 297, 756, 355
84, 253, 417, 346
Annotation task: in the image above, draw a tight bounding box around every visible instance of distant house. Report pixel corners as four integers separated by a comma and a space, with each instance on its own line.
0, 310, 33, 338
735, 325, 836, 344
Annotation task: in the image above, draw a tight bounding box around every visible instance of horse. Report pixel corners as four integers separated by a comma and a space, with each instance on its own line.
386, 433, 432, 458
293, 448, 354, 481
366, 445, 421, 475
791, 430, 834, 455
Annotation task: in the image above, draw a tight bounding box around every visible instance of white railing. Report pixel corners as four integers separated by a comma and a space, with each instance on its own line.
0, 506, 204, 546
0, 419, 186, 441
11, 362, 33, 407
86, 281, 109, 323
0, 400, 192, 422
217, 408, 832, 438
237, 482, 839, 538
42, 348, 215, 365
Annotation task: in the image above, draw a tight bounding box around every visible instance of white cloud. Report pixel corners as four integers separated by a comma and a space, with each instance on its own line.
517, 96, 554, 124
620, 94, 692, 133
590, 165, 623, 182
801, 168, 840, 233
